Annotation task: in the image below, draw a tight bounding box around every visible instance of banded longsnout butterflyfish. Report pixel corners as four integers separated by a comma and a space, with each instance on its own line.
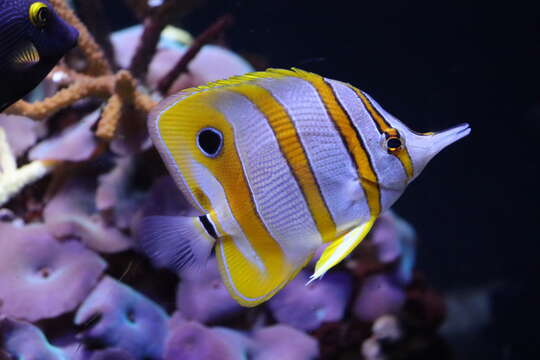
140, 68, 471, 307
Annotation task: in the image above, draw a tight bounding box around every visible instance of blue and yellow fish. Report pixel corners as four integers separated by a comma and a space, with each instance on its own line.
0, 0, 79, 111
140, 68, 470, 306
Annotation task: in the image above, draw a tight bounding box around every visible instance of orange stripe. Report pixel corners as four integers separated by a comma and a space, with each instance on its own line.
348, 87, 414, 179
287, 69, 382, 217
157, 91, 290, 294
230, 83, 337, 242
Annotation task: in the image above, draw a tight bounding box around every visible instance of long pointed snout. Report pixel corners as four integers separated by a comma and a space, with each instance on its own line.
429, 123, 471, 157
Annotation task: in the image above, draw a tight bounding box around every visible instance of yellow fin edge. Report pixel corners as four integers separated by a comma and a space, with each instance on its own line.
308, 217, 377, 284
179, 67, 319, 96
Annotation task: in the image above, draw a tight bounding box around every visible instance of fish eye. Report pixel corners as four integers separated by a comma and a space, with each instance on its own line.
385, 136, 403, 152
197, 128, 223, 157
29, 2, 49, 28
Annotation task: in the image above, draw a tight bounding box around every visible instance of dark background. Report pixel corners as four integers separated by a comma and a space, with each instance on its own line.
104, 1, 539, 358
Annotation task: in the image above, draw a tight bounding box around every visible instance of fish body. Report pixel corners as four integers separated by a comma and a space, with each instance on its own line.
0, 0, 79, 111
142, 68, 470, 306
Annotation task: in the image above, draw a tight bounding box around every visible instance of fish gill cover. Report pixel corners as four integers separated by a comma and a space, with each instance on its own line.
0, 0, 463, 359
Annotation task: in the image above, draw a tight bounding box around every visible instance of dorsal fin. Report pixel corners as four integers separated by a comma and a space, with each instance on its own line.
179, 68, 319, 96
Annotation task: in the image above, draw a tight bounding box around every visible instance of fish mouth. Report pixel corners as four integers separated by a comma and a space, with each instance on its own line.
429, 122, 471, 156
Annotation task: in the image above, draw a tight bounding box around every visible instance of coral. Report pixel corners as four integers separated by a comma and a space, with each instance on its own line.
0, 127, 58, 206
268, 270, 352, 331
251, 324, 319, 360
29, 110, 100, 162
0, 0, 449, 358
0, 114, 41, 157
176, 257, 243, 323
0, 223, 106, 321
49, 0, 112, 76
157, 14, 234, 94
353, 274, 407, 322
43, 174, 132, 253
96, 156, 147, 230
89, 348, 136, 360
0, 317, 68, 360
112, 25, 254, 93
75, 276, 169, 359
148, 44, 256, 94
5, 69, 156, 140
348, 211, 417, 284
164, 321, 249, 360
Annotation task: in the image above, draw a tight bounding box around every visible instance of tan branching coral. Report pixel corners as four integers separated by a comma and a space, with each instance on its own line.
1, 0, 232, 205
0, 0, 158, 205
49, 0, 112, 76
6, 0, 156, 138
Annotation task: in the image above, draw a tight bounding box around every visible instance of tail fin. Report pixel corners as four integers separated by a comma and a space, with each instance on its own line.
137, 215, 216, 273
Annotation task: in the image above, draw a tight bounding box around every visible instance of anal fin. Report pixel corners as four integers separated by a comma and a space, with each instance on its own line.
309, 217, 376, 283
216, 235, 309, 307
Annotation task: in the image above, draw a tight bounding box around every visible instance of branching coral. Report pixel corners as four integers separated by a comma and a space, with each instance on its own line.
0, 127, 58, 206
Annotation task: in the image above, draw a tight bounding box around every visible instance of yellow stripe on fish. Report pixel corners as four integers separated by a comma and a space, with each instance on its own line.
143, 67, 471, 306
229, 83, 337, 242
349, 87, 415, 180
277, 68, 382, 218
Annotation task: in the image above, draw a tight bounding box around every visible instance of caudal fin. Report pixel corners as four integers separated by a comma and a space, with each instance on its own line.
137, 215, 216, 273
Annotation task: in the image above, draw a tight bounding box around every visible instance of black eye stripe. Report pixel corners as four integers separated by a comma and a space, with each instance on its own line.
199, 215, 218, 239
197, 128, 223, 157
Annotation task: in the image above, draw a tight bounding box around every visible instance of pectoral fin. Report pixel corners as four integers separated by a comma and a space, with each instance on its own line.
309, 217, 376, 283
9, 41, 40, 70
216, 236, 311, 307
137, 215, 216, 272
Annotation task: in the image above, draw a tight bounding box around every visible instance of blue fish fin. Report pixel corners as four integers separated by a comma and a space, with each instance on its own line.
308, 217, 377, 284
137, 215, 216, 273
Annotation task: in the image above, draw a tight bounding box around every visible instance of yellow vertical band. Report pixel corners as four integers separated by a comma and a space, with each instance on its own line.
278, 69, 382, 217
157, 90, 288, 283
349, 86, 414, 179
230, 83, 337, 242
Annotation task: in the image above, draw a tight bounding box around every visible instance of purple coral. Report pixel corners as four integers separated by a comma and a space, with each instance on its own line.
29, 111, 99, 162
111, 25, 254, 93
44, 175, 132, 253
176, 256, 243, 323
74, 276, 168, 359
268, 270, 352, 331
0, 317, 67, 360
89, 348, 135, 360
353, 274, 406, 322
165, 321, 249, 360
252, 324, 319, 360
0, 223, 106, 322
96, 157, 147, 230
0, 114, 41, 157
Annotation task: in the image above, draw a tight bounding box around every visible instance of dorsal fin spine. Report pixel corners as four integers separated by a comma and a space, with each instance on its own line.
178, 68, 317, 97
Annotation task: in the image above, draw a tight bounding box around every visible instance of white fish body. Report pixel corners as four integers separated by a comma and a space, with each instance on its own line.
140, 68, 471, 306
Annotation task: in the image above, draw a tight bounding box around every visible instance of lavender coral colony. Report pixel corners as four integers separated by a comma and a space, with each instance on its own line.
0, 1, 451, 359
